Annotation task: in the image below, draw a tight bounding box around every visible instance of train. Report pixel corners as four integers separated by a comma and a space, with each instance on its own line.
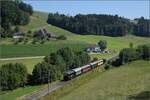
64, 59, 105, 81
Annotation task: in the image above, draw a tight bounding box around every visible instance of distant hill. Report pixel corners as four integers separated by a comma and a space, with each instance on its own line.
0, 11, 149, 59
47, 13, 150, 37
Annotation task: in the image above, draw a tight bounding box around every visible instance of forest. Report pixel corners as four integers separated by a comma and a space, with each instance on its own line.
47, 13, 150, 37
0, 0, 33, 37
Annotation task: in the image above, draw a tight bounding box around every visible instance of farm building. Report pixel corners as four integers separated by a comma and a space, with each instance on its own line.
13, 32, 24, 39
85, 45, 101, 53
34, 28, 57, 39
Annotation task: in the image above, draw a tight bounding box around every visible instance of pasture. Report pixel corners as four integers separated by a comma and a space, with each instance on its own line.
42, 60, 150, 100
0, 11, 150, 100
0, 11, 149, 59
0, 58, 43, 74
0, 42, 89, 58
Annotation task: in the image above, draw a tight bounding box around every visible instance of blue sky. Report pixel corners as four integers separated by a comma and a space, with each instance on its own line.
24, 0, 149, 19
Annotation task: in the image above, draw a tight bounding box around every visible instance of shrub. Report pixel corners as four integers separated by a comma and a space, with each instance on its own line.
119, 48, 139, 64
98, 40, 107, 51
104, 64, 110, 70
0, 63, 28, 90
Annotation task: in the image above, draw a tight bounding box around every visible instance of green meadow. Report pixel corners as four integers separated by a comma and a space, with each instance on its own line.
0, 58, 43, 74
42, 60, 150, 100
0, 11, 150, 100
0, 11, 149, 58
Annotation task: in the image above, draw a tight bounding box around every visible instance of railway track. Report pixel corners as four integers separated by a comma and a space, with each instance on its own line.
24, 81, 68, 100
23, 56, 118, 100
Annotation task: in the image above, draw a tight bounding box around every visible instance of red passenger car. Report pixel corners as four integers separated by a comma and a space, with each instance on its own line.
81, 65, 92, 73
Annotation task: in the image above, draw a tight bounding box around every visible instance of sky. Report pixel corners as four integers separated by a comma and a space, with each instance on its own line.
24, 0, 149, 19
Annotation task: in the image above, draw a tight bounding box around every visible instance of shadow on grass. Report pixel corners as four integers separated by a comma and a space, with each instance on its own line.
128, 91, 150, 100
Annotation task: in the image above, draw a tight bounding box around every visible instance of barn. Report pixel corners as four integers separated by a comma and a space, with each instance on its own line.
34, 28, 57, 39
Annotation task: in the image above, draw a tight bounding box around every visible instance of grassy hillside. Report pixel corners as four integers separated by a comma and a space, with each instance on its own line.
0, 81, 59, 100
42, 60, 150, 100
0, 11, 149, 58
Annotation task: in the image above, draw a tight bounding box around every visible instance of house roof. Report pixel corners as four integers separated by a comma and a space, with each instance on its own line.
35, 28, 57, 37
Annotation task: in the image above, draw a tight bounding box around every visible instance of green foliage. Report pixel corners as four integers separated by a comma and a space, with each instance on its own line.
129, 42, 133, 48
92, 57, 98, 62
0, 63, 28, 90
31, 47, 90, 85
136, 44, 150, 60
119, 44, 150, 65
18, 1, 33, 15
57, 47, 76, 69
14, 26, 20, 33
119, 48, 139, 64
44, 60, 149, 100
32, 38, 38, 44
104, 64, 110, 70
47, 13, 132, 37
0, 0, 33, 37
31, 62, 48, 84
31, 62, 61, 85
134, 17, 150, 37
98, 40, 107, 51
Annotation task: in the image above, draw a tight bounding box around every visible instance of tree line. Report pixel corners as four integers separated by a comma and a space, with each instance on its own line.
0, 47, 90, 90
133, 17, 150, 37
0, 0, 33, 37
47, 13, 150, 37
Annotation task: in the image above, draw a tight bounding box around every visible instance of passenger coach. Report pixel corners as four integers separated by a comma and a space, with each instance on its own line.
64, 59, 105, 81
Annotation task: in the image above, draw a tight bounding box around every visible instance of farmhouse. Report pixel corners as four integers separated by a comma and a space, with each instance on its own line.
34, 28, 57, 39
85, 45, 101, 53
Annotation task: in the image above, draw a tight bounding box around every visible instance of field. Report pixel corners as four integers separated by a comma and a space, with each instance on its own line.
0, 11, 149, 58
0, 81, 59, 100
0, 42, 89, 58
0, 11, 150, 100
42, 60, 150, 100
0, 58, 43, 74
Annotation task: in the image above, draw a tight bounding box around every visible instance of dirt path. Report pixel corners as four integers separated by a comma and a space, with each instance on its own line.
0, 56, 45, 61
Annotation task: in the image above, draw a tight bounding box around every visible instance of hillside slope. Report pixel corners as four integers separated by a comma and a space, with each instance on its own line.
0, 11, 150, 58
42, 60, 150, 100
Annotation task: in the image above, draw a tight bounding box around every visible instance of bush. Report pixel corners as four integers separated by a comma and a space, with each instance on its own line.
31, 62, 61, 85
104, 64, 110, 70
23, 37, 28, 44
119, 48, 139, 64
40, 39, 45, 44
0, 63, 28, 90
136, 44, 150, 60
92, 57, 98, 62
98, 40, 107, 51
32, 38, 38, 44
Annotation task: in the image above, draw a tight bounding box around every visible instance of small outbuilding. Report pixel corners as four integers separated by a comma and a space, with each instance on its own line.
13, 32, 24, 39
